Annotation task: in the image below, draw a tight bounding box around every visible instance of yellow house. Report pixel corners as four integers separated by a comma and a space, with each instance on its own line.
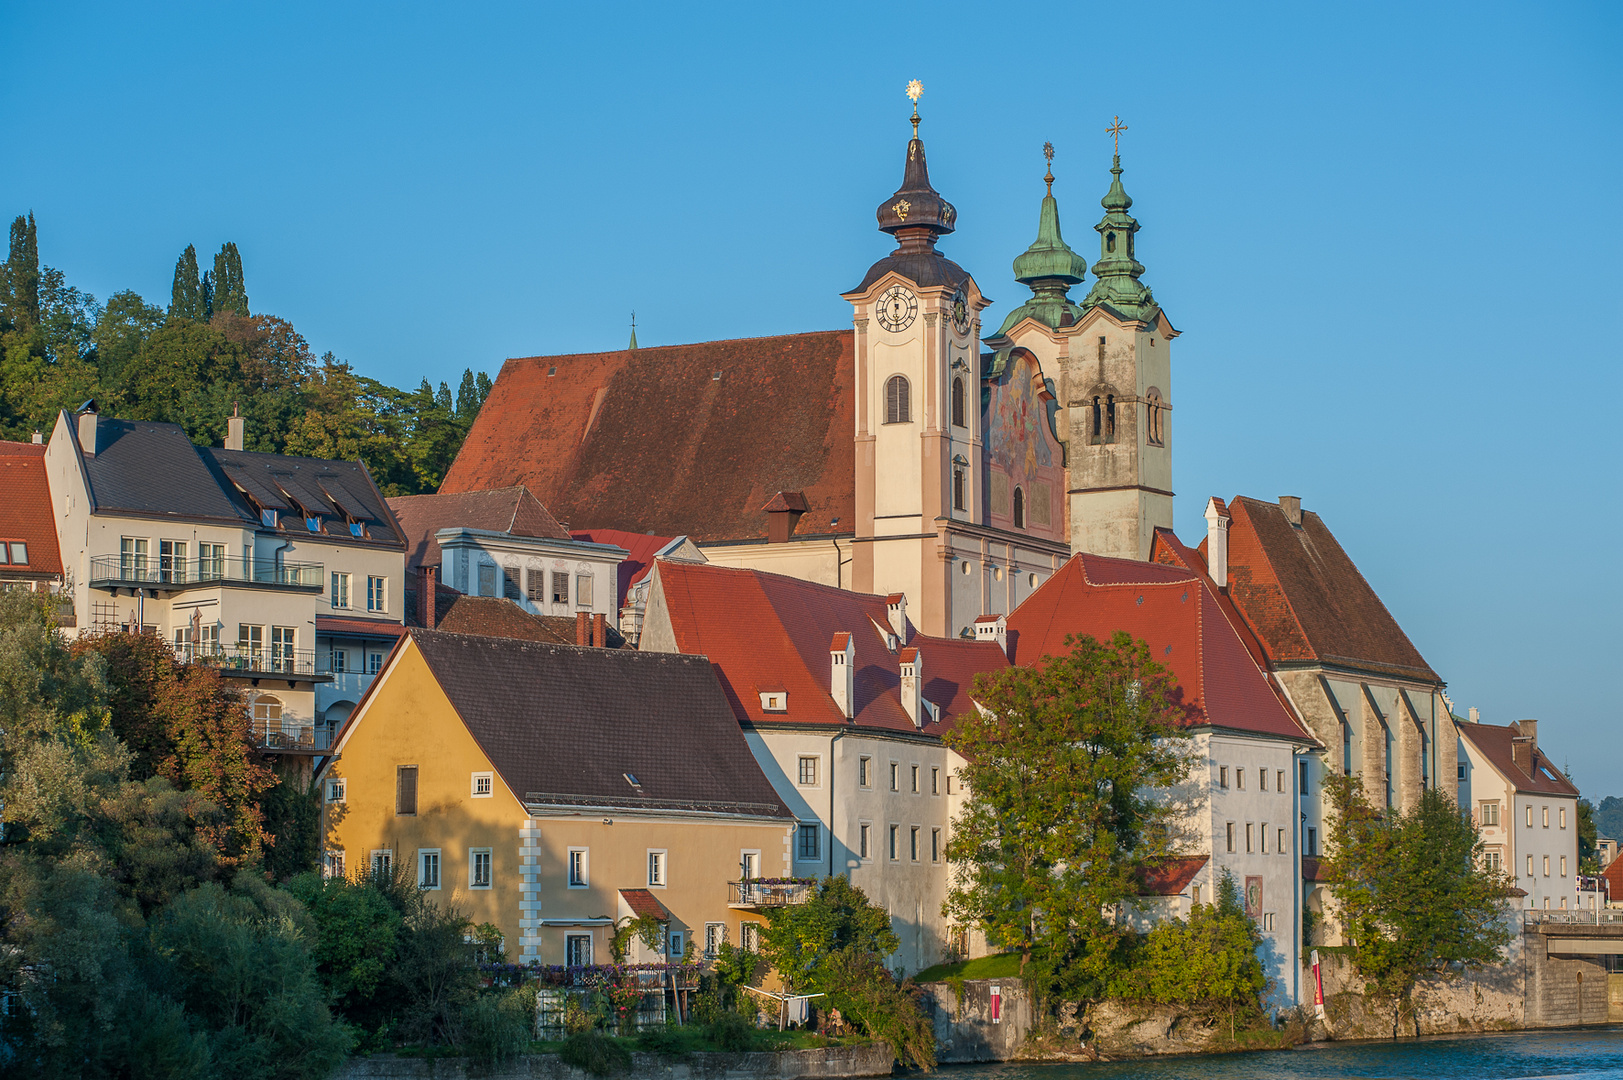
318, 628, 797, 965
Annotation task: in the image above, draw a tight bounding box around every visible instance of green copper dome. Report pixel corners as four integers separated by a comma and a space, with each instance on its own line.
994, 178, 1087, 337
1081, 154, 1158, 322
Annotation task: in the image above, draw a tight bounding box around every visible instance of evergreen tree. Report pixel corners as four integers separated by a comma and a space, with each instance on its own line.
169, 245, 203, 321
211, 242, 248, 316
3, 211, 41, 329
200, 269, 214, 321
474, 371, 492, 405
455, 368, 478, 419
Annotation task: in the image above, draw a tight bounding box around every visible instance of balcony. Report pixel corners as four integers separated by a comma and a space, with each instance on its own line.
727, 879, 813, 909
90, 555, 324, 595
173, 642, 327, 680
252, 719, 337, 755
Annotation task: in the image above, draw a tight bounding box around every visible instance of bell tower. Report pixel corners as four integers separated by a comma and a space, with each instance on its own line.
842, 82, 987, 631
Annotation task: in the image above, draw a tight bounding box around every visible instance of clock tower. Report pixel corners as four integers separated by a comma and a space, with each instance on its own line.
841, 86, 989, 633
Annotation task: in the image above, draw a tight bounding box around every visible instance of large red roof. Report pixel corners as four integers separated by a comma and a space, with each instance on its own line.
653, 560, 1008, 736
439, 332, 856, 542
1004, 552, 1313, 743
0, 440, 63, 578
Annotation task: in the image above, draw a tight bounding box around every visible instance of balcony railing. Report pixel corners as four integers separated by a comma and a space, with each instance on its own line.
252, 720, 336, 753
90, 555, 324, 592
173, 642, 323, 679
727, 880, 813, 908
1522, 908, 1623, 926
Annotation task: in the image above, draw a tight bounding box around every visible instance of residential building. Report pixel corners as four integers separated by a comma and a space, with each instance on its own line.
41, 404, 406, 753
0, 438, 65, 597
318, 628, 795, 964
1457, 717, 1582, 912
639, 559, 1010, 974
569, 529, 705, 646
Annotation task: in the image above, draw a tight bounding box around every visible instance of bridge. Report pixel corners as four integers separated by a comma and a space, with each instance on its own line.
1521, 911, 1623, 1025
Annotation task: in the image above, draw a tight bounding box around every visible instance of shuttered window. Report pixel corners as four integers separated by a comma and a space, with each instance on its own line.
397, 765, 418, 816
884, 375, 910, 424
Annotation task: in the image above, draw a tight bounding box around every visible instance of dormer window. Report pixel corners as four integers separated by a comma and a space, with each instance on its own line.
758, 689, 788, 712
260, 509, 277, 528
305, 516, 320, 532
349, 522, 365, 538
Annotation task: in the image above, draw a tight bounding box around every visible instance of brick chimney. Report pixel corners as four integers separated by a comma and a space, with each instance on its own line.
76, 400, 102, 457
886, 594, 908, 642
1513, 719, 1539, 766
973, 614, 1008, 659
1204, 497, 1231, 589
829, 632, 855, 719
592, 612, 606, 648
899, 647, 923, 728
576, 611, 590, 647
422, 565, 437, 629
1279, 495, 1302, 528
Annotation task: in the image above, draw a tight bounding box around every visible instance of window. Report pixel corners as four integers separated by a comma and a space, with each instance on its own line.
576, 575, 594, 608
371, 850, 392, 879
931, 767, 940, 795
199, 542, 225, 579
329, 647, 347, 674
859, 756, 872, 787
470, 849, 492, 889
325, 778, 346, 803
889, 763, 899, 791
797, 823, 820, 861
931, 827, 941, 862
396, 765, 418, 816
667, 930, 683, 957
889, 824, 899, 861
859, 823, 871, 860
1262, 913, 1276, 932
740, 923, 760, 952
1307, 827, 1317, 856
910, 826, 920, 862
250, 694, 282, 738
1145, 387, 1164, 446
1191, 884, 1201, 906
367, 575, 388, 612
1245, 823, 1254, 853
1219, 766, 1228, 789
1278, 828, 1286, 854
1543, 855, 1550, 877
502, 566, 521, 601
526, 571, 544, 602
1543, 806, 1550, 828
648, 850, 667, 886
121, 536, 150, 580
331, 572, 351, 609
368, 652, 383, 674
4, 541, 27, 565
238, 623, 264, 661
271, 626, 295, 671
797, 756, 819, 786
419, 850, 441, 890
910, 765, 919, 793
1561, 856, 1567, 876
1090, 396, 1103, 444
952, 468, 965, 511
1481, 801, 1500, 826
1261, 823, 1269, 853
741, 851, 759, 879
951, 376, 966, 427
551, 572, 568, 605
1560, 808, 1567, 829
1277, 769, 1286, 793
260, 509, 278, 528
1485, 850, 1502, 872
1226, 822, 1235, 853
1237, 769, 1246, 791
1300, 761, 1309, 794
478, 563, 496, 596
1527, 805, 1534, 827
1458, 762, 1467, 780
471, 772, 494, 798
1527, 855, 1534, 877
568, 848, 588, 887
159, 540, 187, 583
704, 923, 725, 959
1012, 487, 1025, 529
884, 375, 911, 424
1105, 394, 1117, 443
1260, 769, 1269, 792
324, 850, 345, 879
565, 934, 592, 966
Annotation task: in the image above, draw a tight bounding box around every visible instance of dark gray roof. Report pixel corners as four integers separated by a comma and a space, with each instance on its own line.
410, 629, 792, 818
206, 448, 401, 545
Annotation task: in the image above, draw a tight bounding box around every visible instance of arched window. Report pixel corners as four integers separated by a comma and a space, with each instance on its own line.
952, 468, 965, 511
951, 376, 965, 428
1105, 394, 1117, 444
1106, 231, 1117, 254
884, 375, 911, 424
1012, 487, 1025, 529
1090, 396, 1102, 445
251, 694, 284, 745
1146, 387, 1164, 446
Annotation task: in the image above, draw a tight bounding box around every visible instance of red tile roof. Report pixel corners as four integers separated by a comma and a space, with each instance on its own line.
1004, 553, 1313, 742
571, 528, 679, 608
653, 560, 1008, 735
620, 889, 671, 921
0, 440, 62, 578
429, 595, 624, 648
388, 486, 568, 572
1217, 496, 1439, 683
1456, 720, 1579, 797
1135, 855, 1210, 896
1302, 856, 1327, 883
1602, 857, 1623, 902
316, 615, 407, 640
440, 331, 856, 542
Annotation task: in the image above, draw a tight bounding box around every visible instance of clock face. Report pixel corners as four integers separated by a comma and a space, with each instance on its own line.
950, 287, 970, 334
877, 285, 918, 333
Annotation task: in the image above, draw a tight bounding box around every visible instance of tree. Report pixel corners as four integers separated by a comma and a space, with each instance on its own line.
1323, 776, 1515, 1026
3, 212, 41, 330
1577, 796, 1598, 871
1116, 871, 1265, 1011
759, 876, 898, 994
93, 289, 165, 400
944, 631, 1194, 998
170, 244, 205, 321
212, 241, 249, 316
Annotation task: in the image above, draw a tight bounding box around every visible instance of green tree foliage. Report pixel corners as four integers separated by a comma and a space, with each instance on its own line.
1593, 795, 1623, 842
213, 241, 249, 316
1114, 871, 1265, 1009
944, 631, 1194, 998
4, 212, 41, 329
821, 948, 936, 1070
1323, 776, 1515, 1013
170, 243, 205, 321
760, 876, 899, 993
1575, 794, 1598, 871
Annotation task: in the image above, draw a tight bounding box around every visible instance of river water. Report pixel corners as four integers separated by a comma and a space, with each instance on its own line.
937, 1028, 1623, 1080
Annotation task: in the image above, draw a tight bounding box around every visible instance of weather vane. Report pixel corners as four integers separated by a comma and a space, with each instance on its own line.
1043, 141, 1055, 195
906, 79, 923, 138
1106, 115, 1128, 156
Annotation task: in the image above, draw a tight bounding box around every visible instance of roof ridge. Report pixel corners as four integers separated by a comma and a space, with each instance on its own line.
507, 328, 852, 367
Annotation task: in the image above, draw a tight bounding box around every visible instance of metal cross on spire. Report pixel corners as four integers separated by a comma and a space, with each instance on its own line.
1043, 141, 1055, 195
1106, 116, 1128, 156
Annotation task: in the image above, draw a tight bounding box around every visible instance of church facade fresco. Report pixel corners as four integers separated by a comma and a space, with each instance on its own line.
981, 349, 1066, 545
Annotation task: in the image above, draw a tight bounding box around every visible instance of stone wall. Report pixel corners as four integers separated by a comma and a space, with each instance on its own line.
918, 978, 1034, 1063
339, 1044, 896, 1080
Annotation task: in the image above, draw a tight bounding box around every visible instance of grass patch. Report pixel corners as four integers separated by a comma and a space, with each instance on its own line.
914, 952, 1024, 984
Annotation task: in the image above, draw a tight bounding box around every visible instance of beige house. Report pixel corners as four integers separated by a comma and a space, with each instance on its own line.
318, 628, 796, 964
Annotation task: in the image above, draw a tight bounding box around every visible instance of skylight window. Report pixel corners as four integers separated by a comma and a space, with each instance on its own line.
624, 772, 641, 789
306, 516, 320, 532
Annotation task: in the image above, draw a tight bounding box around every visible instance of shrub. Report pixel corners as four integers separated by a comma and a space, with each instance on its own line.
704, 1008, 756, 1052
822, 947, 936, 1070
461, 987, 533, 1068
563, 994, 595, 1035
559, 1030, 632, 1076
634, 1023, 690, 1056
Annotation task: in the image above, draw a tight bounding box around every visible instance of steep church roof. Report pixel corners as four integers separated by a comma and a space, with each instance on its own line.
439, 331, 856, 543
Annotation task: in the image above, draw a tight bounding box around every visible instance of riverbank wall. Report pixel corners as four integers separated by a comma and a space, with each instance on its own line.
339, 1044, 896, 1080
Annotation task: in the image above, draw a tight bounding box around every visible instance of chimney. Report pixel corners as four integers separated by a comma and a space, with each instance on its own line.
30, 430, 42, 445
830, 632, 855, 719
76, 401, 101, 457
576, 611, 590, 647
762, 491, 809, 545
886, 593, 908, 642
1468, 706, 1480, 723
422, 566, 437, 629
226, 405, 246, 451
973, 614, 1009, 659
1204, 497, 1231, 589
592, 612, 606, 648
898, 647, 923, 728
1514, 718, 1539, 758
1279, 495, 1302, 527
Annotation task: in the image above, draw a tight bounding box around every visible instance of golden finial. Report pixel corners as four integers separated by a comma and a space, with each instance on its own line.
906, 79, 923, 139
1106, 115, 1128, 156
1043, 141, 1055, 196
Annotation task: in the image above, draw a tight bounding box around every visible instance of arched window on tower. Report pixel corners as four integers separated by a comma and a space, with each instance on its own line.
951, 376, 965, 428
1105, 395, 1117, 444
884, 375, 911, 424
1146, 387, 1164, 446
1012, 487, 1025, 529
1106, 231, 1117, 254
952, 467, 965, 511
1090, 396, 1103, 445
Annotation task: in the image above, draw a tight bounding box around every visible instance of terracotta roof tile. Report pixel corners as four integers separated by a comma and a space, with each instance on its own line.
1602, 857, 1623, 901
1005, 552, 1313, 742
389, 486, 568, 571
0, 440, 62, 577
316, 615, 406, 640
1136, 855, 1210, 896
653, 561, 1008, 736
1457, 720, 1579, 797
620, 889, 670, 921
571, 529, 681, 608
440, 332, 856, 542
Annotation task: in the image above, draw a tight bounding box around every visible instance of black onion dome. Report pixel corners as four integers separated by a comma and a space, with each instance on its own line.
876, 137, 957, 236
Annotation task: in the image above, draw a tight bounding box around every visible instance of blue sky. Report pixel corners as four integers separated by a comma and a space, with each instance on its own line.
5, 3, 1620, 793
